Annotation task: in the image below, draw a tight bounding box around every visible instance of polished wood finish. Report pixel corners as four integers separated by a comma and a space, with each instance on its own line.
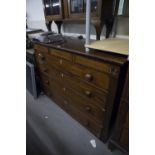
49, 48, 72, 61
108, 67, 129, 153
34, 37, 128, 142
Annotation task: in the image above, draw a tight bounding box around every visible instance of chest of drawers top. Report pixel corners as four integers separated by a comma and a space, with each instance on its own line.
33, 37, 128, 66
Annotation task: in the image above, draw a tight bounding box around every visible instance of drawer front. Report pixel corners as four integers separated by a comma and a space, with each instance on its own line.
70, 63, 110, 91
48, 66, 107, 109
49, 48, 72, 61
68, 104, 103, 137
49, 78, 105, 124
34, 44, 48, 53
47, 56, 110, 90
40, 75, 70, 112
75, 55, 120, 77
47, 55, 71, 73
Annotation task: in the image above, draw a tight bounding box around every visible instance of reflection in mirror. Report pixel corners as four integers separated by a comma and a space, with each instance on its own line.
44, 0, 52, 16
70, 0, 83, 13
52, 0, 60, 15
83, 0, 97, 13
43, 0, 60, 16
118, 0, 129, 16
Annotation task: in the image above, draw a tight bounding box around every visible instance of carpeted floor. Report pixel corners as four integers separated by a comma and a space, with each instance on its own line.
26, 90, 128, 155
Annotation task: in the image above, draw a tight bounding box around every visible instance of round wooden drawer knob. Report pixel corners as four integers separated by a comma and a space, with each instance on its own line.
59, 59, 63, 64
64, 100, 68, 105
85, 106, 91, 112
43, 68, 48, 73
84, 121, 89, 127
38, 53, 45, 60
45, 80, 49, 85
85, 90, 92, 97
61, 73, 64, 78
85, 74, 93, 81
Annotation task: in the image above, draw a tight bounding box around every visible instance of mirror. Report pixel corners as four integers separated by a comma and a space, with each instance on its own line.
43, 0, 60, 16
118, 0, 129, 17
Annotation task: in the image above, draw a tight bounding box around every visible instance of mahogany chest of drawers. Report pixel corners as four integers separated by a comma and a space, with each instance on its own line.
34, 37, 128, 142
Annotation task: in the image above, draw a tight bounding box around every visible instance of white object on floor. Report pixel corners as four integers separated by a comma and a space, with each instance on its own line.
44, 115, 49, 119
90, 139, 96, 148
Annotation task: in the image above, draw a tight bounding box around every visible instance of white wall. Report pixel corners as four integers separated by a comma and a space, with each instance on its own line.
26, 0, 46, 30
26, 0, 58, 32
26, 0, 129, 39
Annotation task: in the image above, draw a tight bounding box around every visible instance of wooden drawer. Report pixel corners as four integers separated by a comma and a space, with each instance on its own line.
47, 56, 110, 90
34, 44, 48, 53
68, 104, 103, 137
47, 55, 71, 73
71, 64, 110, 91
75, 55, 120, 77
49, 48, 72, 61
48, 66, 107, 109
49, 78, 105, 124
40, 75, 70, 112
